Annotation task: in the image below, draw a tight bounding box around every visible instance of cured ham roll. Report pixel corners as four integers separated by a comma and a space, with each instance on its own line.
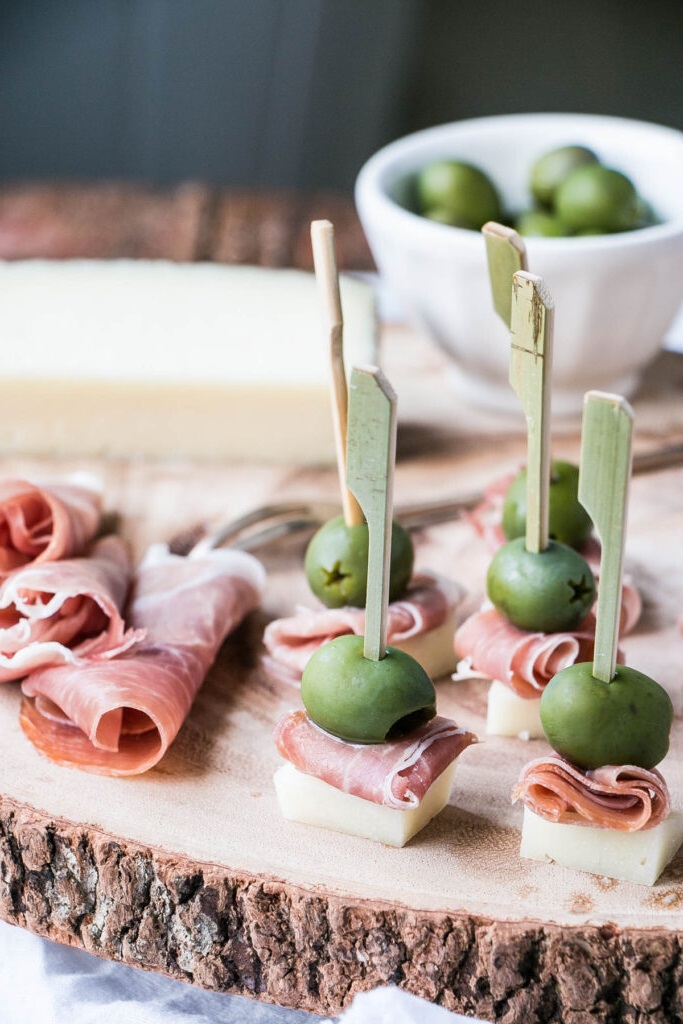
454, 606, 598, 701
0, 473, 103, 575
20, 543, 265, 775
513, 755, 670, 832
0, 535, 142, 682
273, 710, 477, 846
263, 574, 469, 684
513, 754, 683, 885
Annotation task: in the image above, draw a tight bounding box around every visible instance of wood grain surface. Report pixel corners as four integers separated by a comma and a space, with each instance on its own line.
0, 329, 682, 1022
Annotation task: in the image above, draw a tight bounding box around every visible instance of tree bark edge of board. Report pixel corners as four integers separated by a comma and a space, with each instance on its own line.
1, 797, 682, 1023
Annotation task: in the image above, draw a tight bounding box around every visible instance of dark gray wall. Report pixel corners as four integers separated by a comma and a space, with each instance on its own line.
0, 0, 681, 192
0, 0, 423, 189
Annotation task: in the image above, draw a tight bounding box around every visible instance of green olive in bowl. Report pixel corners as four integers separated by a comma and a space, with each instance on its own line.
540, 662, 673, 770
416, 160, 502, 231
487, 537, 596, 633
529, 145, 599, 207
502, 460, 593, 549
555, 164, 642, 233
304, 514, 414, 609
301, 634, 436, 743
515, 210, 569, 237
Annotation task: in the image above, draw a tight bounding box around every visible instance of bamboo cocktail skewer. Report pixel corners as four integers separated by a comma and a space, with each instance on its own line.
310, 219, 364, 527
345, 366, 397, 662
509, 271, 555, 554
482, 222, 528, 327
578, 391, 634, 682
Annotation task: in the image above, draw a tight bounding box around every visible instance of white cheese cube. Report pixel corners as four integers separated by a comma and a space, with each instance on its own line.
486, 679, 543, 739
0, 260, 377, 461
520, 805, 683, 886
395, 609, 460, 680
273, 760, 458, 847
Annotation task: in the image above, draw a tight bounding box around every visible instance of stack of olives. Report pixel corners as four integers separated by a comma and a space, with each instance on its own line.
413, 145, 655, 237
487, 460, 596, 634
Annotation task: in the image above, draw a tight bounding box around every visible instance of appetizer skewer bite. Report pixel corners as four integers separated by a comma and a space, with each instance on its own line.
455, 261, 596, 739
263, 220, 468, 683
514, 392, 682, 886
274, 367, 477, 847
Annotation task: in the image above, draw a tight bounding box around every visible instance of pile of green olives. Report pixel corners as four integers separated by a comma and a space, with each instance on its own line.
502, 460, 593, 550
540, 661, 673, 770
412, 145, 655, 237
304, 514, 414, 609
301, 634, 436, 743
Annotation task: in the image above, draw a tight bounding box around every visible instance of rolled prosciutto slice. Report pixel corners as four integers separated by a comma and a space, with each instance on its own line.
512, 755, 671, 832
263, 574, 463, 681
20, 543, 266, 775
0, 535, 142, 682
274, 709, 476, 810
0, 473, 103, 575
454, 606, 598, 699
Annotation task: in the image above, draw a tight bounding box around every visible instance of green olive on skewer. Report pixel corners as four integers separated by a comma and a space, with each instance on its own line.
502, 459, 593, 549
304, 515, 413, 609
301, 634, 435, 743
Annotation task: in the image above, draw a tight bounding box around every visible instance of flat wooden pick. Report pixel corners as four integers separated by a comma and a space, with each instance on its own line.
579, 390, 634, 683
509, 271, 554, 553
346, 365, 397, 662
482, 221, 528, 327
310, 219, 364, 527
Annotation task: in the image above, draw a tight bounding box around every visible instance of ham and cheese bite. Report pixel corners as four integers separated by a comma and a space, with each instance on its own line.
0, 473, 103, 574
20, 543, 265, 775
273, 633, 477, 847
512, 662, 683, 886
274, 710, 476, 847
455, 464, 641, 741
264, 573, 469, 686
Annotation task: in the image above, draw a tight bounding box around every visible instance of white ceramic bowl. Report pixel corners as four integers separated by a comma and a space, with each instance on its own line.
355, 113, 683, 416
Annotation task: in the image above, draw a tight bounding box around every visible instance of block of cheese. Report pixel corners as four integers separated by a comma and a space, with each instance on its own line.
273, 761, 458, 848
486, 680, 543, 740
0, 259, 377, 461
520, 805, 683, 886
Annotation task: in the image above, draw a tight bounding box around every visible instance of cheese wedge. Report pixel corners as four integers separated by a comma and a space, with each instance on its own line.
520, 805, 683, 886
486, 679, 543, 739
274, 761, 458, 847
0, 259, 377, 461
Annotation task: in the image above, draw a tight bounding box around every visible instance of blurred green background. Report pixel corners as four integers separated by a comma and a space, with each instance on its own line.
1, 0, 681, 191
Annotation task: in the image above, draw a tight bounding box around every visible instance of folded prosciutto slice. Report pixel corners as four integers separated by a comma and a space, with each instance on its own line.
0, 473, 103, 575
454, 606, 599, 699
20, 543, 266, 775
263, 574, 463, 682
0, 535, 141, 682
274, 709, 476, 809
512, 754, 671, 831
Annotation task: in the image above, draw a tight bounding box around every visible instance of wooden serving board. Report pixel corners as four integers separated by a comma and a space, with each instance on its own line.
1, 331, 683, 1024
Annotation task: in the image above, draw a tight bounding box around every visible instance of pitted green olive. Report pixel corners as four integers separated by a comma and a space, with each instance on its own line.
540, 662, 673, 770
416, 160, 502, 231
487, 537, 596, 633
304, 515, 414, 609
502, 460, 593, 549
301, 634, 436, 743
530, 145, 599, 207
555, 164, 641, 233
